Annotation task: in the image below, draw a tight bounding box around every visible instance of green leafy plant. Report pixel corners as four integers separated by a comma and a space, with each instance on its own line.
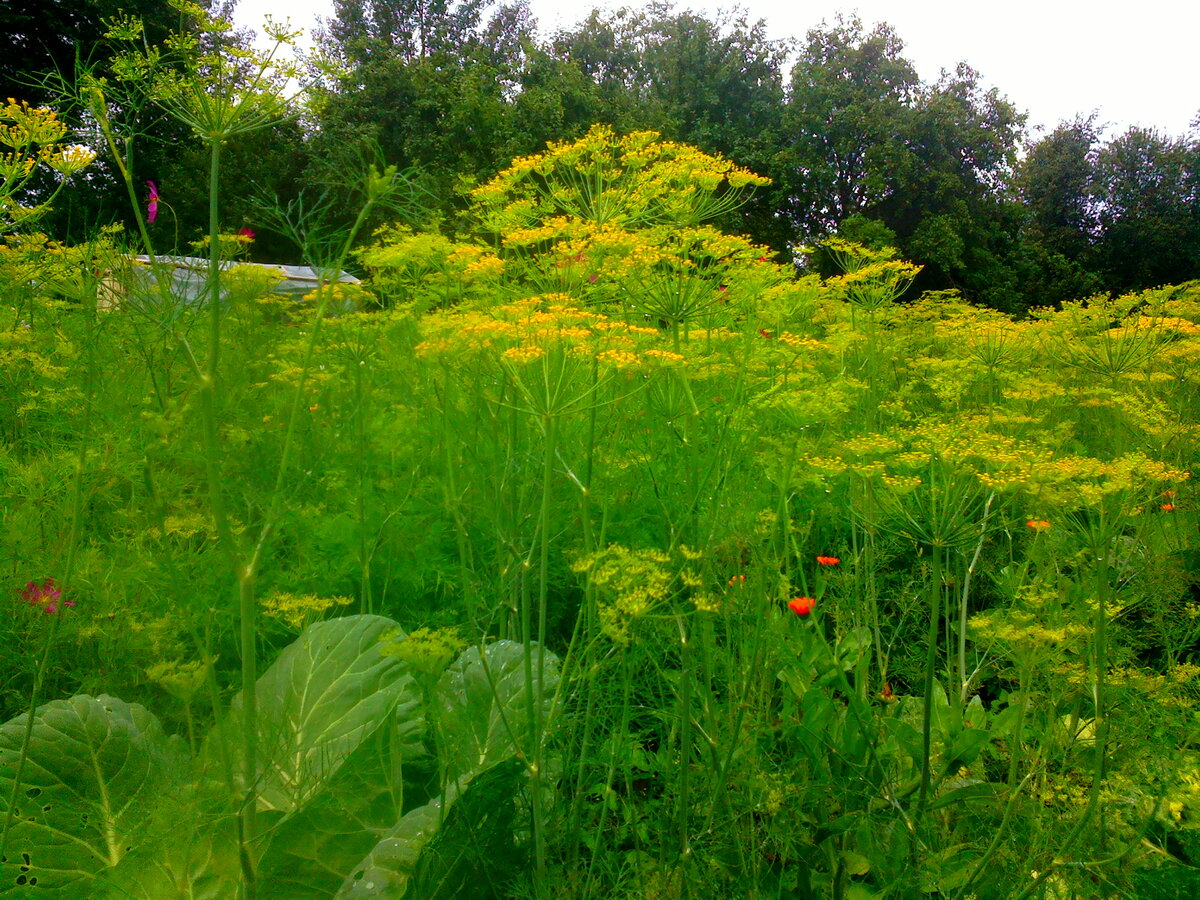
0, 617, 558, 899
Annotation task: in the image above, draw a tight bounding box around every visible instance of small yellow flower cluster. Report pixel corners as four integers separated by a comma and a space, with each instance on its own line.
380, 626, 467, 680
47, 144, 97, 177
1, 98, 69, 146
1022, 452, 1189, 508
461, 255, 504, 279
969, 609, 1090, 654
1003, 377, 1069, 404
358, 226, 503, 310
145, 658, 211, 704
416, 294, 687, 383
260, 590, 353, 631
841, 433, 902, 456
502, 344, 547, 363
642, 348, 686, 365
798, 454, 848, 476
1108, 665, 1196, 709
503, 217, 577, 249
571, 543, 709, 643
2, 100, 95, 229
596, 349, 639, 368
473, 125, 771, 260
776, 333, 829, 353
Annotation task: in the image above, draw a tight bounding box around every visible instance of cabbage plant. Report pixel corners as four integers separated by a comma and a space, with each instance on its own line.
0, 616, 556, 899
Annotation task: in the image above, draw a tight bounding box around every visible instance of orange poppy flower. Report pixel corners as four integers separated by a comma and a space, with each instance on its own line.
789, 596, 815, 617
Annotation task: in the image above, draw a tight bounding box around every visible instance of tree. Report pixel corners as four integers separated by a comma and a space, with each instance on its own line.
1092, 127, 1199, 291
546, 4, 791, 248
0, 1, 240, 105
881, 63, 1025, 306
1016, 115, 1100, 261
1006, 115, 1105, 306
310, 0, 536, 231
320, 0, 511, 65
781, 16, 920, 240
782, 18, 1026, 308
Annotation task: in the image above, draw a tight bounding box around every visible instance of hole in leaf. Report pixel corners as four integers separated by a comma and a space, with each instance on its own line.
21, 854, 30, 865
23, 788, 39, 799
41, 806, 50, 813
27, 877, 36, 885
15, 875, 26, 886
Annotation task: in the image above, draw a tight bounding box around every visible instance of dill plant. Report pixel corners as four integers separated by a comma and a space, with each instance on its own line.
3, 105, 1200, 900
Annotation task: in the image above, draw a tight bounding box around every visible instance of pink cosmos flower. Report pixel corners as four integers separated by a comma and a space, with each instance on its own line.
20, 578, 74, 615
146, 181, 159, 224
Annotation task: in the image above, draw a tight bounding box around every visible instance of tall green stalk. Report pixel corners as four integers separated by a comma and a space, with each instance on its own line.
524, 413, 557, 896
916, 543, 943, 823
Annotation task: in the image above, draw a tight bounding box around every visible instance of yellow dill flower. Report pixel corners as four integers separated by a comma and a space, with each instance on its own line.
642, 348, 686, 365
261, 591, 354, 631
596, 349, 640, 368
381, 626, 467, 680
502, 345, 547, 363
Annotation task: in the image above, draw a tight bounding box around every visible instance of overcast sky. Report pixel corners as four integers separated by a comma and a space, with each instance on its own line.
233, 0, 1200, 141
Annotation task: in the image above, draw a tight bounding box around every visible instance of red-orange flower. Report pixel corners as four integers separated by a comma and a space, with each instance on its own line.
789, 596, 815, 617
816, 556, 840, 566
1162, 503, 1175, 512
1026, 520, 1050, 531
728, 574, 746, 586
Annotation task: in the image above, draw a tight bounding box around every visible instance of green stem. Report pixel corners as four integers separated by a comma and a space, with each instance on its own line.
583, 650, 633, 898
916, 544, 942, 824
959, 494, 994, 702
354, 347, 372, 614
0, 617, 60, 861
202, 141, 257, 898
528, 413, 556, 896
677, 615, 693, 870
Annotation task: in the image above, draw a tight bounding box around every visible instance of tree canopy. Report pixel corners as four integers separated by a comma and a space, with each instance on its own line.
6, 0, 1199, 305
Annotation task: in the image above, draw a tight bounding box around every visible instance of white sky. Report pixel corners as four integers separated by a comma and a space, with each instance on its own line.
234, 0, 1200, 141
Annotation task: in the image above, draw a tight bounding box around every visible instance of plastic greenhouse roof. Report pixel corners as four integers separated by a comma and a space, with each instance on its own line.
129, 255, 360, 304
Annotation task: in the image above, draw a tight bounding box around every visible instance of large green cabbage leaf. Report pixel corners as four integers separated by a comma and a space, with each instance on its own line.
336, 640, 559, 898
434, 640, 558, 784
204, 614, 423, 815
0, 695, 188, 898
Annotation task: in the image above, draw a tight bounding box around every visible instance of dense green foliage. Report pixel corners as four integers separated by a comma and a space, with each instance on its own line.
290, 3, 1198, 306
5, 0, 1199, 305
